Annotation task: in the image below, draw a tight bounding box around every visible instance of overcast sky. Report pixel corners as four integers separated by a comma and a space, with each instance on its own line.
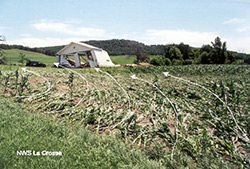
0, 0, 250, 53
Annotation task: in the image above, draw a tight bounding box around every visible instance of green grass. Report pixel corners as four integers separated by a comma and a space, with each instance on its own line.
0, 98, 163, 168
3, 49, 57, 66
110, 55, 136, 64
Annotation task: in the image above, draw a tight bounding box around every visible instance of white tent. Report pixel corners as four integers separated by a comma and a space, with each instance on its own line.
56, 42, 117, 68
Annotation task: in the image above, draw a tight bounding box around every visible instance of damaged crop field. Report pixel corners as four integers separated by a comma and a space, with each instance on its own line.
0, 64, 249, 168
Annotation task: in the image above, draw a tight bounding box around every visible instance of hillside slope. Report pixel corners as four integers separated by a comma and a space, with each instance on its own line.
3, 49, 57, 65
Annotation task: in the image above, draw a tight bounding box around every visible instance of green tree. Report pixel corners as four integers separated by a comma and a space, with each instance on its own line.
243, 54, 250, 64
211, 37, 227, 64
200, 44, 213, 53
168, 46, 183, 61
149, 57, 162, 66
211, 37, 222, 49
172, 59, 183, 65
163, 57, 171, 65
135, 48, 148, 63
177, 43, 191, 60
220, 42, 227, 64
225, 52, 235, 64
200, 51, 210, 64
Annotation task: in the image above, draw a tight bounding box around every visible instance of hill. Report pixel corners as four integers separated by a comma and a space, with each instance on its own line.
2, 49, 57, 66
0, 39, 165, 56
84, 39, 147, 55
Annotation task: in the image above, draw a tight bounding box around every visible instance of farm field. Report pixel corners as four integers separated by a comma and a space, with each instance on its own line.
0, 64, 249, 168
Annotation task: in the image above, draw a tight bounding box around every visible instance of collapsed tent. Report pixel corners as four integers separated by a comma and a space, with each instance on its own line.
56, 42, 117, 68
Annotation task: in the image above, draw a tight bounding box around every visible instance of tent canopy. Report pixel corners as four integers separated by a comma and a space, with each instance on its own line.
56, 42, 117, 68
56, 42, 101, 55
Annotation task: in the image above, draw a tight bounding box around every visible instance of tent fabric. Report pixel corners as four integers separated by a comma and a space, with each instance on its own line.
56, 42, 100, 55
56, 42, 117, 67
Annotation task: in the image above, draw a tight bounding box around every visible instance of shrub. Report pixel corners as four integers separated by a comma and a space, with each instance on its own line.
200, 51, 211, 64
149, 57, 162, 66
232, 59, 244, 65
163, 58, 171, 65
183, 59, 194, 65
172, 59, 183, 65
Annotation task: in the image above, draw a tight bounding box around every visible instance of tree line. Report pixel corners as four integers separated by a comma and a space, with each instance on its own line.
0, 38, 249, 65
148, 37, 250, 65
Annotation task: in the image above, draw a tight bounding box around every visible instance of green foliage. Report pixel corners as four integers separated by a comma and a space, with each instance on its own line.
232, 59, 244, 65
18, 52, 26, 66
200, 51, 210, 64
172, 59, 183, 65
225, 52, 236, 64
2, 73, 11, 93
211, 37, 222, 49
209, 37, 227, 64
83, 39, 146, 56
200, 44, 213, 53
149, 56, 163, 66
243, 54, 250, 64
176, 42, 192, 60
166, 46, 183, 61
159, 37, 247, 66
149, 56, 171, 66
18, 74, 30, 97
183, 59, 194, 65
163, 57, 171, 65
135, 48, 148, 63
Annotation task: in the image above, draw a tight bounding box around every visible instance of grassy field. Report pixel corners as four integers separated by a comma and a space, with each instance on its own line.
2, 49, 57, 66
2, 49, 137, 66
0, 98, 162, 168
110, 55, 136, 64
0, 64, 249, 168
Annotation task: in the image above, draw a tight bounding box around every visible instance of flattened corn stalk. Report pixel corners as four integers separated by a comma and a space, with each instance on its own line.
163, 72, 249, 142
15, 68, 51, 99
95, 68, 133, 130
44, 64, 89, 114
130, 74, 179, 160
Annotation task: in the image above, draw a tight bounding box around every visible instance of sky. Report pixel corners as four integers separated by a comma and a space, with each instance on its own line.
0, 0, 250, 53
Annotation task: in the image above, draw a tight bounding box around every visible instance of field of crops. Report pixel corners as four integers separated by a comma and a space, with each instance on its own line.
0, 65, 249, 168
